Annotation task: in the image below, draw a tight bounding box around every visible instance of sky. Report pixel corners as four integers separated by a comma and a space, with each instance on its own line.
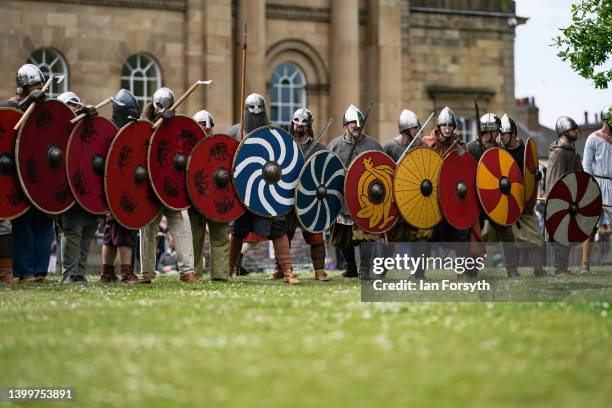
514, 0, 611, 129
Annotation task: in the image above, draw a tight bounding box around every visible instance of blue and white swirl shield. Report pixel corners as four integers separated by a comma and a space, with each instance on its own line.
295, 150, 345, 233
232, 126, 304, 217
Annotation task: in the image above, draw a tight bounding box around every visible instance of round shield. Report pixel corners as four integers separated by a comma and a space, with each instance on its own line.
186, 134, 245, 223
16, 99, 75, 214
345, 150, 399, 234
393, 147, 443, 230
477, 148, 524, 226
66, 116, 117, 214
523, 137, 539, 215
148, 115, 205, 210
545, 171, 602, 245
438, 149, 479, 230
105, 120, 161, 230
232, 126, 304, 217
295, 150, 345, 233
0, 108, 30, 220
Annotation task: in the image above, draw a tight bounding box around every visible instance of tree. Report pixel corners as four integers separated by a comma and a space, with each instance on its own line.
554, 0, 612, 89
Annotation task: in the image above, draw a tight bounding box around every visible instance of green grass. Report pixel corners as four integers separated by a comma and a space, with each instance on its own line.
1, 268, 611, 408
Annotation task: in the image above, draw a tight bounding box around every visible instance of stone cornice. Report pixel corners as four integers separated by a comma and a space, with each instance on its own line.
20, 0, 186, 11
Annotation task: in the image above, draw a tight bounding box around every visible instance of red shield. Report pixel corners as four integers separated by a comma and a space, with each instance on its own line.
16, 99, 75, 214
439, 149, 480, 230
66, 116, 117, 214
0, 108, 30, 220
148, 115, 204, 210
105, 120, 161, 229
186, 134, 245, 223
344, 150, 399, 234
523, 137, 539, 215
476, 148, 524, 226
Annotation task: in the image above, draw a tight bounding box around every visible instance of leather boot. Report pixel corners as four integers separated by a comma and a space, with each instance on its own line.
340, 247, 358, 278
120, 265, 149, 284
359, 242, 374, 280
236, 253, 250, 276
141, 271, 156, 283
228, 235, 243, 278
314, 269, 329, 281
529, 247, 548, 277
0, 260, 16, 285
273, 236, 299, 284
180, 272, 199, 283
271, 258, 283, 280
553, 243, 570, 276
100, 264, 118, 283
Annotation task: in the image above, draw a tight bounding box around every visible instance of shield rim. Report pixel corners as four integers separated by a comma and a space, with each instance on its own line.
438, 148, 480, 230
544, 170, 602, 245
0, 107, 31, 220
104, 119, 162, 230
345, 149, 399, 234
186, 133, 245, 223
231, 125, 304, 218
393, 146, 444, 230
66, 116, 118, 215
147, 114, 203, 211
294, 149, 345, 233
523, 136, 539, 214
476, 147, 524, 227
15, 99, 76, 215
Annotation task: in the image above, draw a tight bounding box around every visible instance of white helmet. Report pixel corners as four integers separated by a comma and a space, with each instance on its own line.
193, 110, 215, 128
343, 104, 364, 127
152, 87, 175, 115
57, 91, 82, 108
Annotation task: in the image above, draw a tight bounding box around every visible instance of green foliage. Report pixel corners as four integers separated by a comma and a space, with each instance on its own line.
1, 269, 611, 407
554, 0, 612, 89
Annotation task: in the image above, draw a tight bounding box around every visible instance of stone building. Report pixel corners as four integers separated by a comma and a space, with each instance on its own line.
1, 0, 524, 143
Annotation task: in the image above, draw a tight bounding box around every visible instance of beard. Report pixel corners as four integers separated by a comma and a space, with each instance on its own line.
244, 111, 269, 133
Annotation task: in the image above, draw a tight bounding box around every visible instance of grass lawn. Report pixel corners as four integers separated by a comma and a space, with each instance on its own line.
1, 268, 611, 407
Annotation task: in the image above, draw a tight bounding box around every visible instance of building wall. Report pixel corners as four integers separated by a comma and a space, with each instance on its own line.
402, 5, 518, 133
0, 0, 521, 141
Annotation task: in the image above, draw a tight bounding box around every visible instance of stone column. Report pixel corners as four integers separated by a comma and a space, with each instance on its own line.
201, 0, 233, 130
235, 0, 266, 123
330, 0, 360, 138
184, 0, 205, 116
366, 0, 402, 142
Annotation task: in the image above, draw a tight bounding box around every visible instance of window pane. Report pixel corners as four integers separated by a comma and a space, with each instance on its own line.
268, 62, 307, 128
27, 48, 68, 98
121, 53, 161, 105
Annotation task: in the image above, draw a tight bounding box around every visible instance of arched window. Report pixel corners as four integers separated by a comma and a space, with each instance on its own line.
27, 48, 68, 98
270, 62, 307, 130
121, 53, 162, 108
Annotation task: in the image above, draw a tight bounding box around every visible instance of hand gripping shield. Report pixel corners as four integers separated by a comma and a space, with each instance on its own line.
15, 99, 75, 214
345, 150, 399, 234
295, 150, 345, 233
186, 134, 245, 223
232, 126, 304, 217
